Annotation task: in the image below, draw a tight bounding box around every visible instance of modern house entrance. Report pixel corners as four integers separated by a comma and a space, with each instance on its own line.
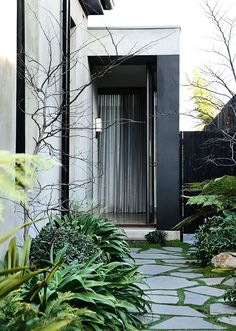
88, 26, 180, 234
93, 61, 157, 225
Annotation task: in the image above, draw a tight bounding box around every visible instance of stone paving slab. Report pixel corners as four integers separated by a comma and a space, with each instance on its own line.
139, 264, 178, 275
130, 248, 140, 253
163, 259, 195, 264
201, 277, 225, 286
218, 316, 236, 326
171, 272, 202, 279
184, 291, 210, 305
162, 247, 183, 253
145, 276, 198, 290
131, 254, 184, 260
166, 264, 190, 268
130, 259, 157, 265
151, 304, 204, 317
210, 303, 236, 315
150, 317, 225, 329
132, 244, 234, 330
148, 290, 178, 296
186, 286, 225, 297
223, 278, 235, 286
148, 295, 179, 304
142, 248, 172, 254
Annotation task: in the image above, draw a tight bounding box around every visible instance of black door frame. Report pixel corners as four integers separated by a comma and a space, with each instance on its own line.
146, 65, 155, 224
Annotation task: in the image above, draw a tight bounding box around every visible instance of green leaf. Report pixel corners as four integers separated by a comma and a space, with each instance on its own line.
32, 320, 71, 331
0, 267, 47, 300
0, 221, 34, 244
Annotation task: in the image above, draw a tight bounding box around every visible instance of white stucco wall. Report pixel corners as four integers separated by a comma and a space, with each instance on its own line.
87, 26, 180, 57
24, 1, 62, 230
0, 0, 96, 250
0, 1, 18, 253
0, 1, 17, 153
69, 0, 94, 209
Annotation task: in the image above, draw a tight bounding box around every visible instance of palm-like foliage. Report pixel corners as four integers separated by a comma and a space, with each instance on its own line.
0, 150, 55, 209
174, 175, 236, 229
23, 254, 149, 330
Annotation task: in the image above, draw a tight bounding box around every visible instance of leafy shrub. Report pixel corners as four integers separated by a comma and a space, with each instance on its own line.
0, 291, 93, 330
30, 223, 100, 267
20, 254, 149, 330
194, 212, 236, 265
145, 230, 167, 245
52, 213, 131, 261
175, 175, 236, 229
224, 285, 236, 305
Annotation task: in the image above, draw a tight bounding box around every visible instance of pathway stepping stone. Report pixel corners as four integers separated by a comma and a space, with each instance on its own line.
163, 247, 183, 252
166, 263, 190, 268
151, 254, 185, 259
223, 278, 235, 286
149, 295, 179, 304
145, 276, 198, 289
132, 253, 184, 260
138, 264, 178, 274
131, 244, 232, 330
186, 286, 225, 297
142, 249, 170, 254
162, 259, 194, 264
184, 291, 210, 305
210, 303, 236, 315
132, 259, 157, 265
148, 289, 178, 296
150, 304, 204, 316
150, 316, 225, 329
130, 248, 140, 253
218, 316, 236, 326
171, 272, 201, 279
202, 277, 225, 286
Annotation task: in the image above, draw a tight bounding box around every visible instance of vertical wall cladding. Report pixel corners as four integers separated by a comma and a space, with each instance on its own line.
0, 1, 18, 252
156, 55, 180, 230
69, 0, 93, 208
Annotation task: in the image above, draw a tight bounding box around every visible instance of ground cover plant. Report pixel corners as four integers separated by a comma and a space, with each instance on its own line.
225, 285, 236, 305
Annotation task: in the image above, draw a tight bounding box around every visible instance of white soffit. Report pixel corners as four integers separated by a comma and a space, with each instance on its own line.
86, 26, 180, 56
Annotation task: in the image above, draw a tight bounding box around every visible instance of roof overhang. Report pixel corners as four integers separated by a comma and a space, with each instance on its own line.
79, 0, 114, 16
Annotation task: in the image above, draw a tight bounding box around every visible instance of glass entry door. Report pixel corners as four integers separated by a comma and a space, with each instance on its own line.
97, 89, 147, 224
97, 66, 156, 226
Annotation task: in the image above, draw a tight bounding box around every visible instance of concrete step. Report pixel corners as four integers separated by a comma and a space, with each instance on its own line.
123, 228, 180, 241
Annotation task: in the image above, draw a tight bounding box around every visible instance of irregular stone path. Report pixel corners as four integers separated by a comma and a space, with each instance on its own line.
129, 247, 236, 330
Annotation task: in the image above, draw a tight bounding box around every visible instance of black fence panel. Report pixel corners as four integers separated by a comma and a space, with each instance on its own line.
181, 131, 236, 233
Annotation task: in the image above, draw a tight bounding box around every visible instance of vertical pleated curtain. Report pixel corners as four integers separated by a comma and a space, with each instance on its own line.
98, 92, 147, 213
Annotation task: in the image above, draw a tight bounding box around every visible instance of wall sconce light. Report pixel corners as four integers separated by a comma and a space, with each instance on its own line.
95, 117, 102, 138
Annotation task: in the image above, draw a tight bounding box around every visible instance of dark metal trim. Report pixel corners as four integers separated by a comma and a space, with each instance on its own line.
79, 0, 103, 16
16, 0, 25, 153
89, 55, 157, 66
146, 66, 151, 224
98, 87, 146, 95
61, 0, 71, 213
101, 0, 114, 10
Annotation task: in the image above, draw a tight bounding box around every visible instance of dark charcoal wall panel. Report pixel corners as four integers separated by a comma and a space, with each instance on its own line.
156, 55, 180, 230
